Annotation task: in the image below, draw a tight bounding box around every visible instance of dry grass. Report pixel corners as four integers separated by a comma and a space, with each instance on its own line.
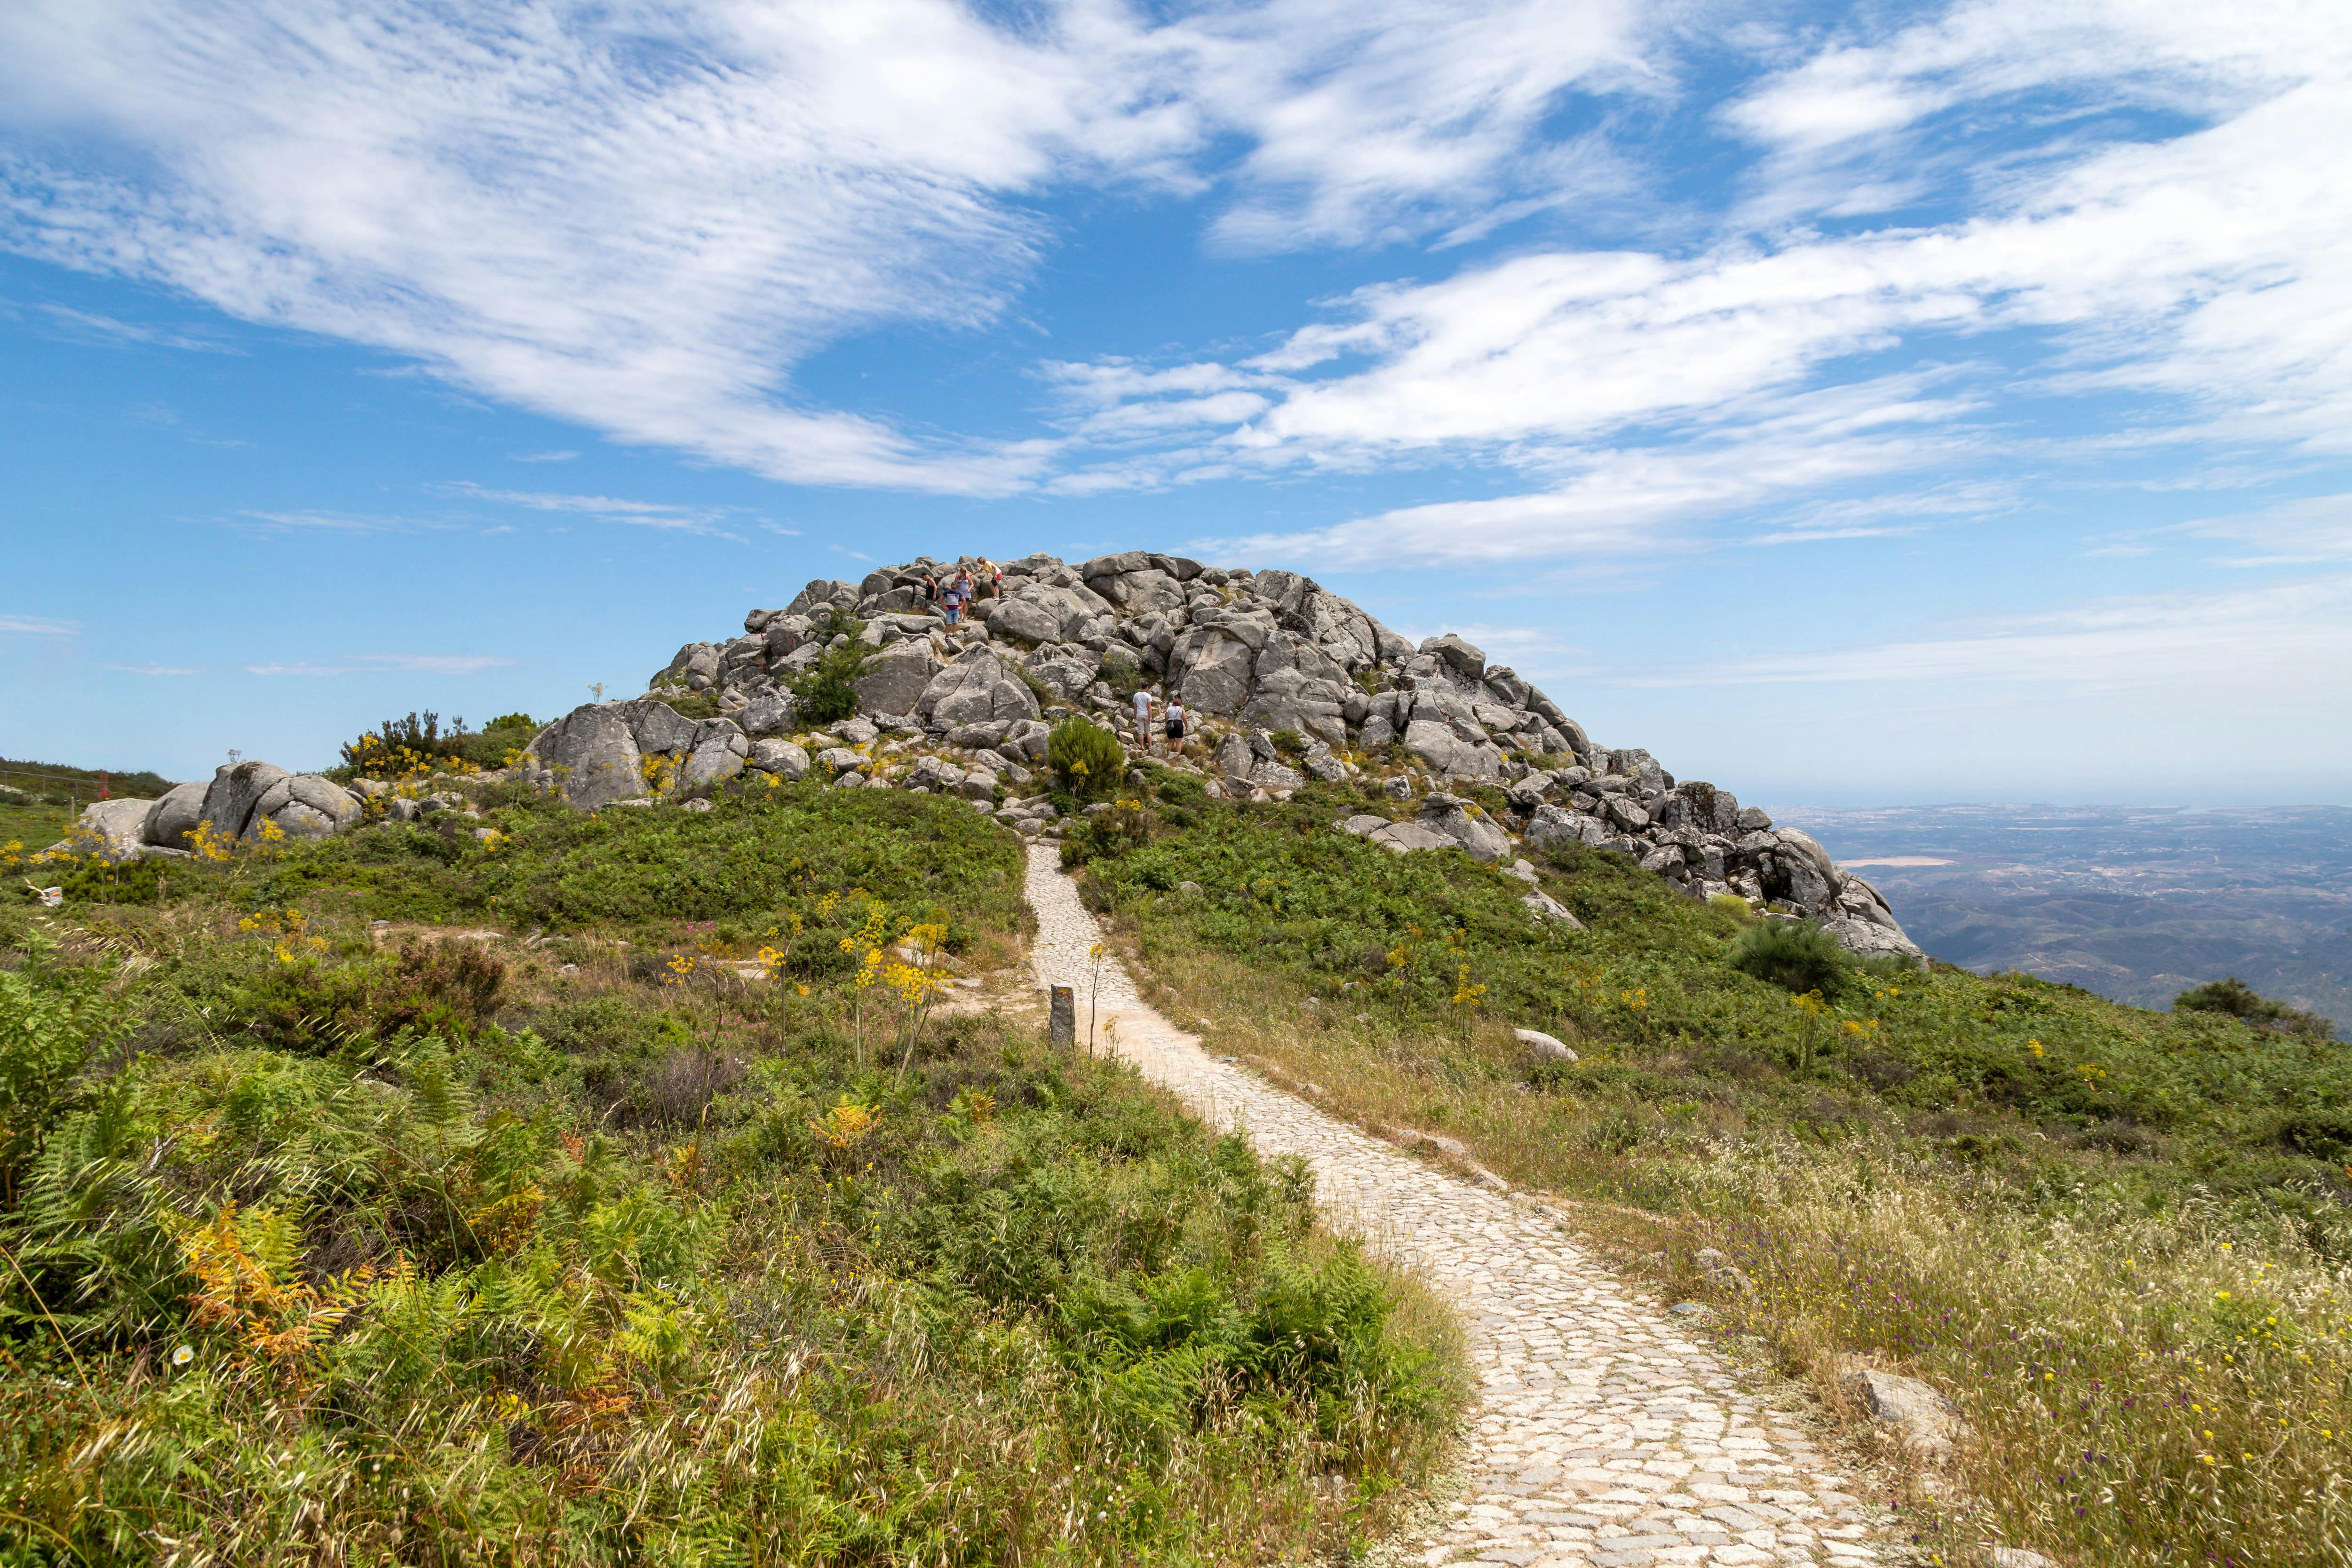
1113, 916, 2352, 1568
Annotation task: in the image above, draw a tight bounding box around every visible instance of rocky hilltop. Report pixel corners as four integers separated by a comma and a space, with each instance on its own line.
524, 550, 1920, 957
51, 548, 1914, 955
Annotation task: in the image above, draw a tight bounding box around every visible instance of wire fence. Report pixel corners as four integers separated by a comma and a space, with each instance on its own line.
0, 766, 117, 814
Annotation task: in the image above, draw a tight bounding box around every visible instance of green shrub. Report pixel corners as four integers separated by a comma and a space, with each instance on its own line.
1047, 717, 1128, 801
787, 618, 872, 725
2176, 976, 2335, 1038
340, 711, 539, 776
1727, 918, 1854, 998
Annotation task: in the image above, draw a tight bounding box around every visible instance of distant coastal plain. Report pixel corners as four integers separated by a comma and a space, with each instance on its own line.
1777, 803, 2352, 1031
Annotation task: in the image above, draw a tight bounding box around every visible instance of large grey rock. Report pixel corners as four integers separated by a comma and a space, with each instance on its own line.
251, 775, 361, 838
1003, 718, 1053, 762
1774, 826, 1836, 879
1420, 633, 1486, 682
530, 706, 646, 808
1826, 914, 1923, 959
681, 721, 750, 792
199, 761, 290, 840
1526, 804, 1605, 849
1168, 626, 1255, 714
663, 641, 722, 690
924, 653, 1041, 728
1098, 567, 1186, 616
1419, 794, 1509, 863
737, 689, 799, 737
619, 698, 699, 756
784, 578, 859, 618
74, 798, 155, 861
1250, 760, 1308, 792
142, 780, 209, 849
1213, 732, 1255, 778
1366, 820, 1456, 854
1783, 857, 1834, 911
748, 738, 810, 780
1079, 549, 1152, 580
1024, 642, 1103, 705
992, 582, 1110, 645
853, 639, 943, 718
1602, 795, 1652, 833
1402, 718, 1468, 774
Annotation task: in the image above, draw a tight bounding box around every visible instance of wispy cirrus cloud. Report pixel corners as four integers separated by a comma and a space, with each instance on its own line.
433, 483, 742, 539
243, 652, 516, 677
235, 509, 449, 534
32, 301, 240, 353
103, 661, 201, 675
0, 613, 78, 635
0, 0, 1666, 495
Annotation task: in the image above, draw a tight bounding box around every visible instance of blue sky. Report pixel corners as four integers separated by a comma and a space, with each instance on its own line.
4, 0, 2349, 805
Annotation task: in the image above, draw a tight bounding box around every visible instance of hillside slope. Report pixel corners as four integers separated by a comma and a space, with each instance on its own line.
1070, 778, 2350, 1568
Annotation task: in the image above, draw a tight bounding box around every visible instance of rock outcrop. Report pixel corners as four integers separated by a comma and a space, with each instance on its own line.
105, 548, 1907, 955
54, 761, 366, 862
532, 550, 1913, 952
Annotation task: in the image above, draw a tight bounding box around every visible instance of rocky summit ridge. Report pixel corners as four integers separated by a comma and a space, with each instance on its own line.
52, 547, 1915, 957
525, 549, 1921, 957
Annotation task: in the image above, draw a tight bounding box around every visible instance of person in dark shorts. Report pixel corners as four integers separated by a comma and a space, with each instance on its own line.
1163, 699, 1187, 751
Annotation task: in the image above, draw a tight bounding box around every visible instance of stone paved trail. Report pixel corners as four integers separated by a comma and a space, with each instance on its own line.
1022, 845, 1909, 1568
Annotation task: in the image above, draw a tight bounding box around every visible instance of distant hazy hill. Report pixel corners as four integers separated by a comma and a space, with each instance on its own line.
1773, 803, 2352, 1031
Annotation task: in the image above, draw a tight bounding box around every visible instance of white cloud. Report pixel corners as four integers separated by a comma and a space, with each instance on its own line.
103, 662, 200, 675
513, 450, 578, 463
1065, 0, 2352, 565
33, 302, 238, 352
0, 613, 78, 634
351, 653, 516, 675
433, 483, 739, 538
242, 652, 516, 677
2169, 493, 2352, 566
0, 0, 1662, 495
237, 509, 443, 534
1163, 0, 1660, 251
1629, 574, 2352, 691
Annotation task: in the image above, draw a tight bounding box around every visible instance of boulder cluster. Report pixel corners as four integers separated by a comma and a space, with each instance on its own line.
51, 548, 1915, 958
519, 550, 1918, 957
65, 760, 364, 861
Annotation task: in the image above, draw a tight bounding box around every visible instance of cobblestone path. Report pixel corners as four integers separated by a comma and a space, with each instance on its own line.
1023, 845, 1908, 1568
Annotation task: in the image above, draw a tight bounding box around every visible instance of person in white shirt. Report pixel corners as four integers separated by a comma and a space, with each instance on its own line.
1132, 687, 1154, 751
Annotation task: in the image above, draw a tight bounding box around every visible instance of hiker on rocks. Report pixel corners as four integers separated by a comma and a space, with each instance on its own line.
1164, 698, 1187, 755
941, 572, 965, 626
987, 560, 1004, 599
1132, 687, 1154, 752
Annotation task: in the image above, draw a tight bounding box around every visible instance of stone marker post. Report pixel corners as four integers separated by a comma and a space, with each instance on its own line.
1048, 986, 1075, 1049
